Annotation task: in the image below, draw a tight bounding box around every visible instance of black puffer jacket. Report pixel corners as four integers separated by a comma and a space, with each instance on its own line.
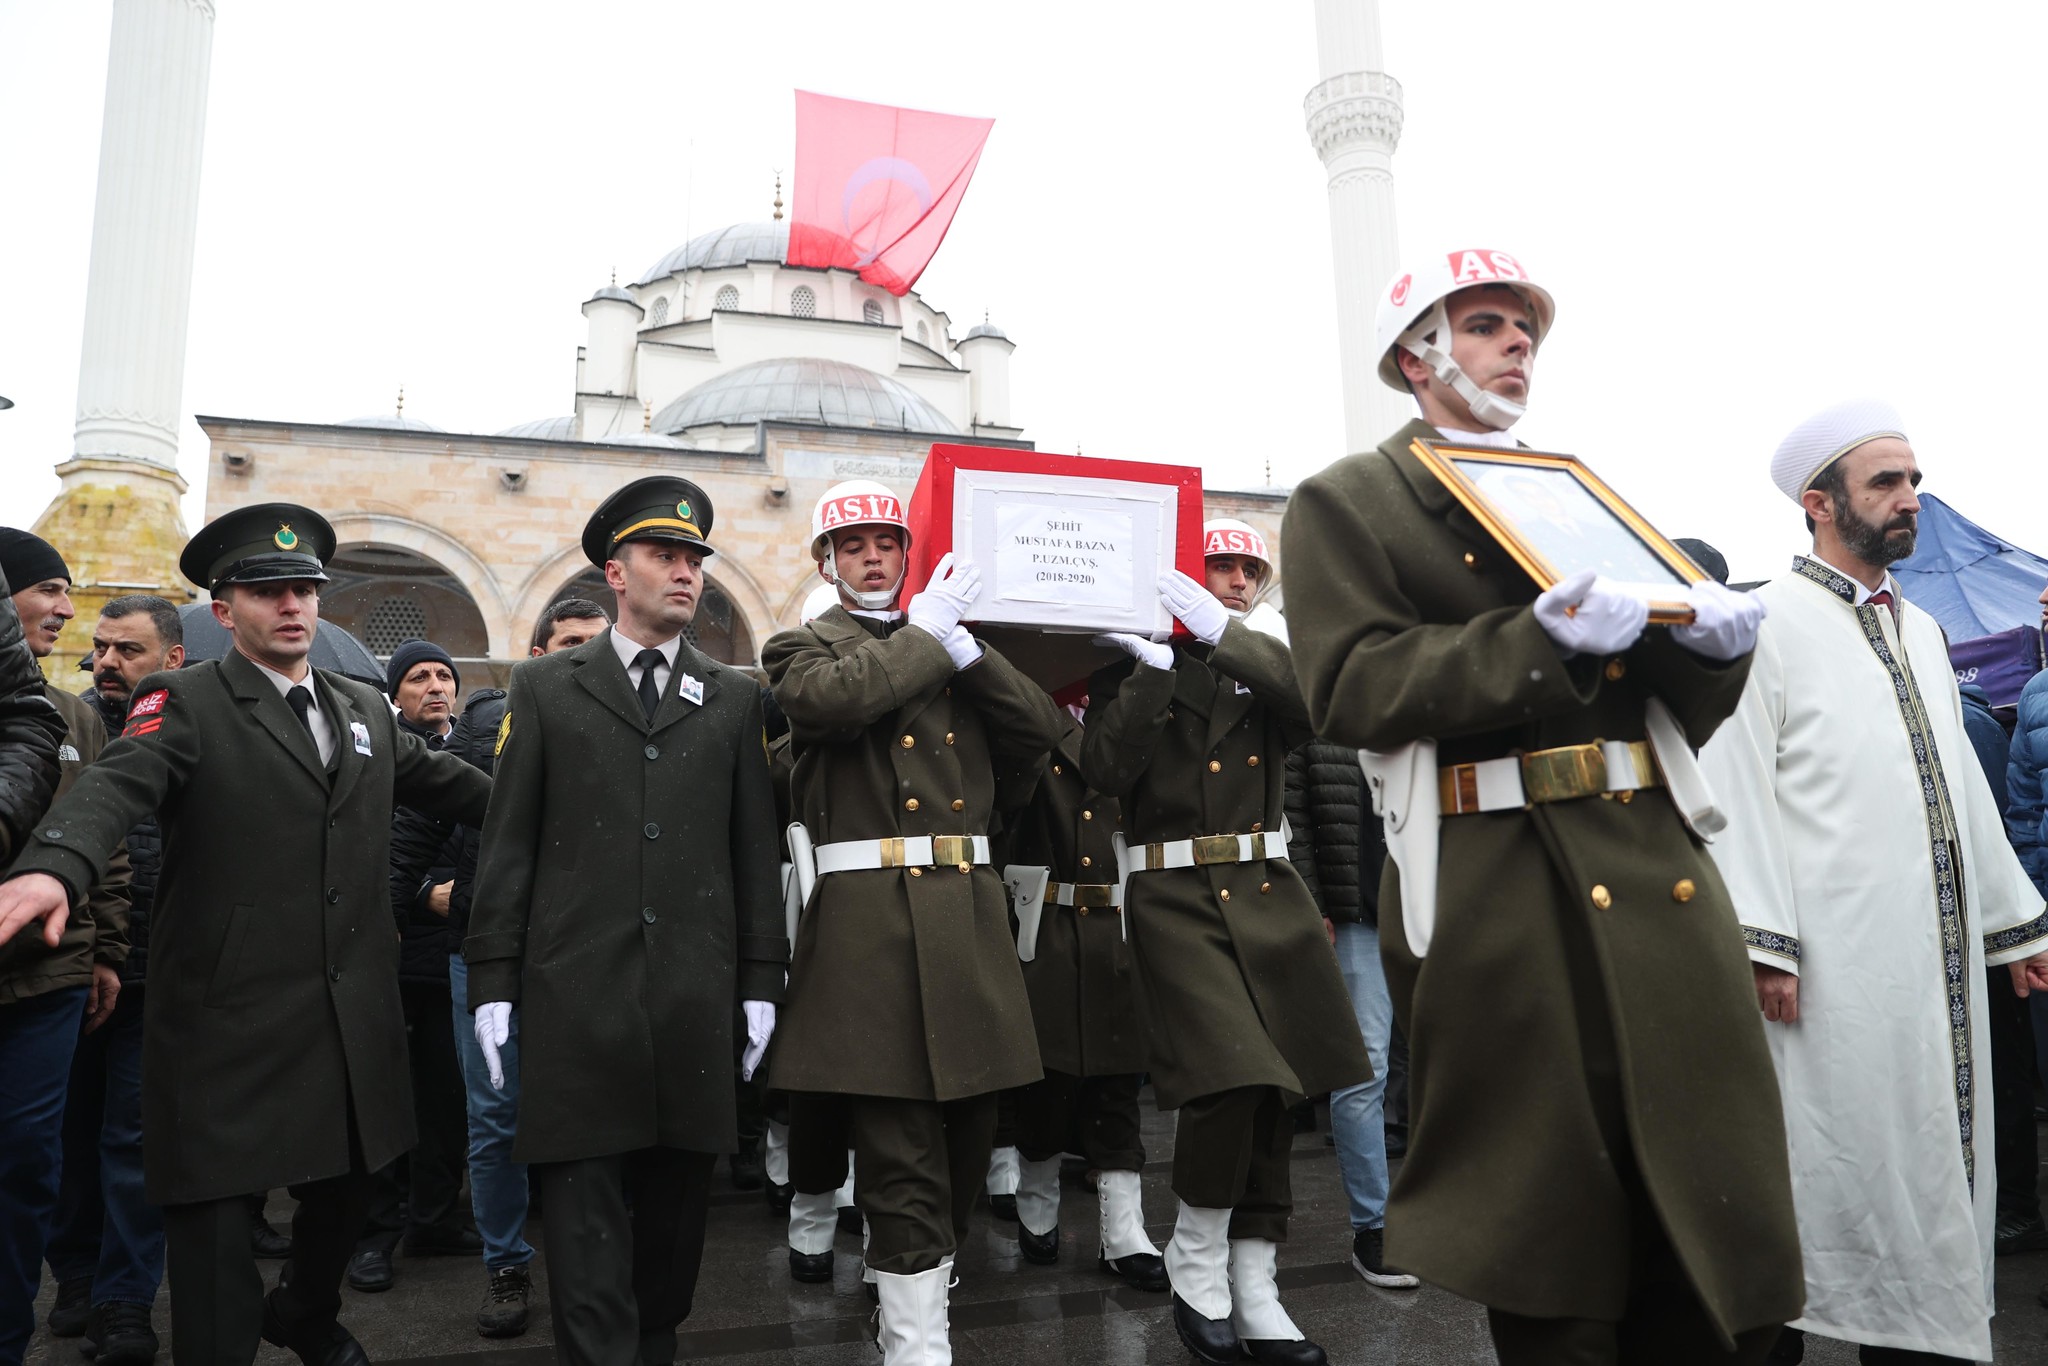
390, 688, 504, 955
1284, 738, 1387, 926
92, 687, 161, 983
0, 579, 64, 864
386, 714, 462, 986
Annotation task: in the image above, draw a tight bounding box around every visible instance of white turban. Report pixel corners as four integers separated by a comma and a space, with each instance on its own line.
1770, 398, 1909, 502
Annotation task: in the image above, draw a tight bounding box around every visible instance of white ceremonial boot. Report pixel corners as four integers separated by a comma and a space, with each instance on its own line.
787, 1189, 836, 1282
1164, 1202, 1239, 1364
1014, 1154, 1063, 1264
1095, 1168, 1167, 1290
873, 1258, 954, 1366
1228, 1238, 1325, 1366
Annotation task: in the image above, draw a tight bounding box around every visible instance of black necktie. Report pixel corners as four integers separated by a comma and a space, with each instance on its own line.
286, 685, 314, 735
634, 649, 664, 723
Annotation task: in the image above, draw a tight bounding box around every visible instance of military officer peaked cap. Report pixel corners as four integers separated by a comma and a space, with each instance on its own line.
582, 475, 717, 567
180, 502, 336, 591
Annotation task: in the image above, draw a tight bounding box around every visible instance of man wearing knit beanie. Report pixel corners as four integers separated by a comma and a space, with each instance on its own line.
385, 640, 461, 742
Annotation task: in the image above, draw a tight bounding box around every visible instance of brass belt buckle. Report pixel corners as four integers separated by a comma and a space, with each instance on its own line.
878, 838, 907, 868
1520, 743, 1607, 804
1072, 884, 1116, 908
1192, 834, 1240, 866
931, 835, 973, 866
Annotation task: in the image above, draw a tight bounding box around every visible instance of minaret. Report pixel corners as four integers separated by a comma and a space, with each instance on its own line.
1305, 0, 1406, 452
32, 0, 216, 677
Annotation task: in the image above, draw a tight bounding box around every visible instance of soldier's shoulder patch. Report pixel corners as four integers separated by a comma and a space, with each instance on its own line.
494, 710, 512, 757
123, 688, 170, 738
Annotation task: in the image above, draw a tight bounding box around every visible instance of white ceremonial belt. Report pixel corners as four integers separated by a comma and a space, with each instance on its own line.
1046, 881, 1122, 910
814, 834, 992, 875
1127, 830, 1288, 873
1439, 740, 1661, 816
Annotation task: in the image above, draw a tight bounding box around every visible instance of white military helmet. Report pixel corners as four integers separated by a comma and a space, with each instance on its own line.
799, 582, 842, 624
1373, 248, 1556, 431
1201, 518, 1274, 612
809, 480, 913, 610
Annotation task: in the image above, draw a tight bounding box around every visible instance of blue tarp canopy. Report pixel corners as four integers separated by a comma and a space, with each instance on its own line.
1893, 493, 2048, 639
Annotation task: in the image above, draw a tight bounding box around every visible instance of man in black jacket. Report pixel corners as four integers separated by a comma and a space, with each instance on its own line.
387, 598, 609, 1337
42, 594, 184, 1364
349, 639, 480, 1295
1283, 739, 1413, 1292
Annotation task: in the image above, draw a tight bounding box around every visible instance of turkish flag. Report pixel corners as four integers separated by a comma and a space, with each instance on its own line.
787, 90, 994, 297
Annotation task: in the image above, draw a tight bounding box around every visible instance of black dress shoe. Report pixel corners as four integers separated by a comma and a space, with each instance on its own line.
85, 1301, 160, 1366
1243, 1338, 1328, 1365
987, 1192, 1018, 1222
1170, 1294, 1241, 1365
1098, 1250, 1168, 1292
261, 1292, 371, 1366
729, 1147, 765, 1192
1018, 1224, 1059, 1265
836, 1205, 863, 1235
47, 1277, 92, 1336
788, 1247, 834, 1283
249, 1217, 294, 1260
765, 1179, 793, 1216
345, 1248, 394, 1293
402, 1225, 485, 1257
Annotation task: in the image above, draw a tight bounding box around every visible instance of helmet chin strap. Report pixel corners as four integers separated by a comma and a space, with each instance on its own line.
1399, 301, 1526, 432
828, 563, 905, 612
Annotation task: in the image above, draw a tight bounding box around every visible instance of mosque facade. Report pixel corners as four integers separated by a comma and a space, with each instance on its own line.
197, 219, 1285, 685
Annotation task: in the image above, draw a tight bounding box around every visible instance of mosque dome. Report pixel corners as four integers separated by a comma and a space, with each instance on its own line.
653, 357, 956, 435
495, 415, 578, 440
636, 222, 790, 286
339, 413, 442, 432
966, 321, 1009, 341
585, 284, 640, 308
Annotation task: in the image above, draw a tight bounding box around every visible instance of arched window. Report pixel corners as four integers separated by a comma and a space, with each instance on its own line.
648, 296, 669, 327
790, 286, 817, 318
714, 285, 740, 311
862, 299, 884, 325
917, 320, 930, 345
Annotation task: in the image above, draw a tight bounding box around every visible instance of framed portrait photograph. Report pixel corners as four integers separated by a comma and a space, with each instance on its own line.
1409, 440, 1705, 623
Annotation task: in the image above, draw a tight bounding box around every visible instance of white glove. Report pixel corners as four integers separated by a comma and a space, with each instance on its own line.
1669, 580, 1767, 661
741, 1000, 777, 1082
474, 1001, 513, 1091
907, 554, 981, 642
940, 625, 983, 670
1093, 633, 1175, 672
1533, 570, 1649, 657
1157, 571, 1229, 647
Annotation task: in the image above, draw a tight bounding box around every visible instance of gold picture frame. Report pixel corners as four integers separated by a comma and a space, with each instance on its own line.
1409, 440, 1703, 625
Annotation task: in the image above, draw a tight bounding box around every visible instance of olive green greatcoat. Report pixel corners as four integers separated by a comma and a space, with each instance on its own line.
996, 716, 1148, 1078
1280, 419, 1802, 1340
1082, 621, 1369, 1110
763, 608, 1061, 1101
465, 632, 787, 1164
10, 649, 491, 1205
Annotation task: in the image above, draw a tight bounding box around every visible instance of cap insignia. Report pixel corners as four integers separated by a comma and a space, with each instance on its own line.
274, 523, 299, 551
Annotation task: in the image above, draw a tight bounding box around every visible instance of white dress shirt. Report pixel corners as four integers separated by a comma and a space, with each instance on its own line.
610, 628, 681, 704
251, 657, 335, 765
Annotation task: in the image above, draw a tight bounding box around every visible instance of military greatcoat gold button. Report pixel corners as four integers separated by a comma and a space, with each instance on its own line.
1052, 764, 1063, 776
1672, 879, 1696, 903
951, 799, 965, 812
1463, 552, 1478, 568
1082, 809, 1094, 820
1247, 756, 1259, 767
1590, 885, 1613, 910
1604, 658, 1627, 681
1219, 889, 1231, 902
1251, 822, 1262, 832
1208, 760, 1222, 773
900, 735, 915, 748
1081, 856, 1092, 867
944, 732, 955, 745
909, 867, 923, 878
904, 798, 919, 811
958, 863, 971, 874
1260, 882, 1272, 894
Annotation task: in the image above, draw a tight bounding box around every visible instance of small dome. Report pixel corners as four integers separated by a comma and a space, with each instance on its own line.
653, 357, 956, 435
637, 222, 790, 285
966, 321, 1009, 341
495, 415, 578, 440
339, 413, 442, 432
585, 284, 640, 308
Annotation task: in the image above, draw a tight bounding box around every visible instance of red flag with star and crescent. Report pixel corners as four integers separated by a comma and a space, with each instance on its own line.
787, 90, 994, 297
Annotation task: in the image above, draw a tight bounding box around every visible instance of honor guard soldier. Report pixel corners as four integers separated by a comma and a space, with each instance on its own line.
1280, 249, 1800, 1362
1086, 521, 1370, 1366
997, 710, 1167, 1291
465, 477, 787, 1366
765, 480, 1061, 1364
0, 504, 493, 1366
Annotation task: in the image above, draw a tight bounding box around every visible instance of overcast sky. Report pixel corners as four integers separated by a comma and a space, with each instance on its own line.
1, 1, 2039, 585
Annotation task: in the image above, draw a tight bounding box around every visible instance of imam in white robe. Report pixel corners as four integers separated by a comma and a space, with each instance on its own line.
1700, 554, 2048, 1361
